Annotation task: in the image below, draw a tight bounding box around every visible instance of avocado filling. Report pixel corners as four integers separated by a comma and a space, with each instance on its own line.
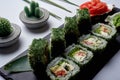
94, 25, 111, 37
113, 14, 120, 27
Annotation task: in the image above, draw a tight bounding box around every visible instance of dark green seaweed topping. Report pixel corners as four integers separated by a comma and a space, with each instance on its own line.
51, 28, 66, 57
64, 17, 80, 45
64, 17, 79, 36
0, 17, 13, 37
75, 8, 91, 34
51, 28, 65, 41
28, 38, 50, 69
76, 8, 90, 24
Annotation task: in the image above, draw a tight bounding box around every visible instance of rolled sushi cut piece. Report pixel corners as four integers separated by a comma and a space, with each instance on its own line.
46, 57, 80, 80
92, 23, 116, 40
28, 38, 50, 79
76, 8, 91, 34
64, 17, 80, 46
65, 44, 93, 66
105, 12, 120, 32
78, 34, 107, 52
51, 28, 66, 58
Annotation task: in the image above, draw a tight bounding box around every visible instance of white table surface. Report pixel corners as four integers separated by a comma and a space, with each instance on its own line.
0, 0, 120, 80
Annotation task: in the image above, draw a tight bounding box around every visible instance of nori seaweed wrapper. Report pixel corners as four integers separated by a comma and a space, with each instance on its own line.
76, 8, 91, 34
64, 17, 80, 46
28, 38, 50, 79
78, 34, 107, 53
64, 44, 93, 66
91, 23, 117, 40
51, 28, 66, 58
46, 57, 80, 80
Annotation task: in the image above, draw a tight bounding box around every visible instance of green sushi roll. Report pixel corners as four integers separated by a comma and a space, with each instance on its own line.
28, 38, 50, 79
105, 12, 120, 32
51, 28, 66, 58
76, 8, 91, 34
92, 23, 116, 40
64, 17, 80, 46
65, 44, 93, 66
46, 57, 80, 80
78, 34, 107, 52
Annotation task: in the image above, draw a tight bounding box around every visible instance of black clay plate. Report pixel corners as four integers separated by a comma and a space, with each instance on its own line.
0, 7, 120, 80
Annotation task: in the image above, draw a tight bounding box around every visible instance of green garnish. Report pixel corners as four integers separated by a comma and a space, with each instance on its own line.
40, 0, 72, 13
4, 55, 32, 73
59, 0, 79, 7
23, 0, 62, 20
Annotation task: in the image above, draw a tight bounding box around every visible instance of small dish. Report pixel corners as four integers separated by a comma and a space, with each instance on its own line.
0, 23, 21, 47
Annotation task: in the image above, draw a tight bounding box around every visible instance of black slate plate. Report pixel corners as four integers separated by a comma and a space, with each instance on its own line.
0, 7, 120, 80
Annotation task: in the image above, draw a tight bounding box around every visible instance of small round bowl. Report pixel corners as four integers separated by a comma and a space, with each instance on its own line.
19, 8, 49, 29
0, 23, 21, 47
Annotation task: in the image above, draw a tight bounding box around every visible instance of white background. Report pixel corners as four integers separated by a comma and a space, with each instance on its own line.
0, 0, 120, 80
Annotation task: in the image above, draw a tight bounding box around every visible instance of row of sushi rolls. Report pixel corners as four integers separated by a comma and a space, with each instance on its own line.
27, 0, 120, 80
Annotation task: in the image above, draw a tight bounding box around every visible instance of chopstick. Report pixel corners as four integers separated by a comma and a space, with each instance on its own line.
23, 0, 62, 20
0, 70, 13, 80
59, 0, 79, 7
40, 0, 72, 13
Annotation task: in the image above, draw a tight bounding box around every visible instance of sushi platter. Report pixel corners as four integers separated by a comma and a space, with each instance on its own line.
0, 0, 120, 80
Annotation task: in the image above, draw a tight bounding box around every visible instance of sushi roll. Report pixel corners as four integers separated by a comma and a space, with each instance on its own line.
105, 12, 120, 32
28, 38, 50, 79
64, 17, 80, 46
51, 28, 66, 58
78, 34, 107, 52
46, 57, 80, 80
91, 23, 116, 40
76, 8, 91, 34
64, 44, 93, 66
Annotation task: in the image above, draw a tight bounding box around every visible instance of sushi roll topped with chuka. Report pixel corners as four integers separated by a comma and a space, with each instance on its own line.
28, 38, 50, 79
64, 17, 80, 46
92, 23, 116, 40
65, 44, 93, 66
46, 57, 80, 80
78, 34, 107, 52
50, 28, 66, 58
76, 8, 91, 34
